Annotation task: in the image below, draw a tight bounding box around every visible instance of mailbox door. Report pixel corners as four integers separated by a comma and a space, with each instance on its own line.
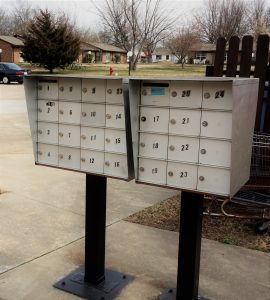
169, 109, 201, 136
58, 147, 80, 169
139, 133, 168, 159
37, 80, 58, 100
139, 107, 169, 133
58, 124, 80, 147
105, 105, 125, 129
168, 136, 199, 163
141, 81, 170, 106
166, 162, 197, 190
37, 143, 58, 166
80, 149, 104, 174
106, 80, 124, 104
59, 102, 81, 124
197, 166, 230, 195
38, 100, 59, 122
58, 78, 81, 101
81, 127, 105, 150
81, 103, 106, 127
105, 129, 126, 153
37, 122, 58, 144
104, 153, 128, 178
82, 79, 106, 103
169, 81, 202, 108
200, 111, 232, 139
202, 82, 232, 110
199, 139, 232, 168
138, 158, 167, 185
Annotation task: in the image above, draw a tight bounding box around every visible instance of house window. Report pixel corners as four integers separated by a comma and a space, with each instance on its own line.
156, 55, 162, 60
195, 52, 206, 61
166, 55, 169, 60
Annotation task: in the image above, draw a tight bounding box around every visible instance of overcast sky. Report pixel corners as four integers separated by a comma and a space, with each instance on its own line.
1, 0, 270, 31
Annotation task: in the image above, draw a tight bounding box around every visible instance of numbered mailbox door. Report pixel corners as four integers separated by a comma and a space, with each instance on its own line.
37, 79, 58, 100
141, 81, 170, 106
38, 100, 58, 122
166, 162, 197, 190
169, 109, 201, 136
58, 147, 80, 170
168, 136, 199, 163
106, 80, 123, 104
138, 158, 167, 185
80, 150, 104, 174
59, 102, 81, 124
82, 79, 106, 103
105, 105, 125, 129
105, 129, 126, 153
169, 81, 202, 108
37, 144, 58, 166
202, 82, 232, 110
139, 133, 168, 159
37, 122, 58, 144
58, 124, 80, 147
140, 107, 169, 133
199, 139, 231, 168
200, 111, 232, 139
81, 103, 105, 127
197, 166, 230, 195
104, 153, 128, 178
59, 78, 81, 101
81, 127, 105, 150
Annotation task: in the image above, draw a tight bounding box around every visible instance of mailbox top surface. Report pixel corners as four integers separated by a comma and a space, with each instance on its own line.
25, 74, 124, 80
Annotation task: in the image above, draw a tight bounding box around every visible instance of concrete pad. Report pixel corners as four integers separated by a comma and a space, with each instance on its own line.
0, 84, 25, 101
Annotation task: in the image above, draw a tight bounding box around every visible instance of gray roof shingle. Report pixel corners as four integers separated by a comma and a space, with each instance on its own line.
0, 36, 24, 46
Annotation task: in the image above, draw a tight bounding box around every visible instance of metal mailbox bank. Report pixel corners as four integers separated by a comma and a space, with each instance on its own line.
128, 77, 259, 197
24, 75, 134, 180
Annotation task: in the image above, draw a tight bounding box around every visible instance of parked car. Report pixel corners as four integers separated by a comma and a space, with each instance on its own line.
0, 62, 30, 84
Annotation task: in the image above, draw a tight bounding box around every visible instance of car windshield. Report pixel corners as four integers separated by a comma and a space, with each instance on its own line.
3, 63, 23, 70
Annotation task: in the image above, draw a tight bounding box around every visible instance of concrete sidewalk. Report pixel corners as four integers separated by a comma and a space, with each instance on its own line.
0, 84, 269, 300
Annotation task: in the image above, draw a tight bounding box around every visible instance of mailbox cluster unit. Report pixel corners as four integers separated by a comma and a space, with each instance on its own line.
128, 78, 259, 197
24, 75, 133, 180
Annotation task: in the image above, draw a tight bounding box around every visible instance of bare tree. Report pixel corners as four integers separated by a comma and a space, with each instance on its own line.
0, 8, 14, 35
78, 27, 100, 43
95, 0, 174, 69
165, 28, 198, 68
194, 0, 248, 43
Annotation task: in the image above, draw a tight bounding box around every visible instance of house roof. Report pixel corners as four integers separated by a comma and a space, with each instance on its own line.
153, 47, 170, 55
90, 42, 126, 53
0, 36, 24, 47
80, 42, 99, 51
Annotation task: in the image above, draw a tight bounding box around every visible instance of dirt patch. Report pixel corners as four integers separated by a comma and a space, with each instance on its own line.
125, 195, 270, 253
0, 189, 8, 195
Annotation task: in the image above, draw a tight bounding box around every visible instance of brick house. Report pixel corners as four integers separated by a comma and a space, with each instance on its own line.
0, 36, 24, 63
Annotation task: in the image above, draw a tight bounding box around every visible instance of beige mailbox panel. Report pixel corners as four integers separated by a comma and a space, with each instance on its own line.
81, 103, 106, 127
105, 105, 125, 129
80, 150, 104, 174
140, 82, 170, 106
105, 129, 126, 153
37, 143, 58, 166
37, 122, 58, 144
58, 147, 80, 169
58, 124, 80, 147
140, 107, 169, 133
139, 133, 168, 159
106, 80, 124, 104
82, 79, 106, 103
138, 158, 167, 185
104, 153, 128, 178
59, 102, 81, 124
38, 80, 58, 100
38, 100, 59, 122
59, 78, 81, 101
81, 127, 105, 150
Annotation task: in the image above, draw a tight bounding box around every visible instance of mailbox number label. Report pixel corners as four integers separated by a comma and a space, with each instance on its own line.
68, 155, 72, 160
215, 90, 225, 99
115, 138, 121, 144
89, 158, 94, 163
153, 143, 159, 149
181, 144, 189, 151
182, 90, 191, 97
116, 113, 121, 119
114, 162, 120, 167
182, 117, 190, 124
152, 168, 158, 174
47, 130, 50, 135
180, 171, 188, 178
91, 111, 96, 117
153, 116, 159, 122
47, 152, 51, 157
91, 135, 96, 141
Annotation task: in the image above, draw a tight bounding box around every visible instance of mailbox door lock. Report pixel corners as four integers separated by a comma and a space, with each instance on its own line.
106, 138, 111, 143
199, 176, 205, 181
204, 92, 210, 99
37, 151, 43, 155
202, 121, 208, 127
38, 129, 42, 134
141, 116, 146, 122
82, 112, 87, 117
59, 86, 64, 92
82, 88, 87, 93
170, 119, 176, 125
168, 171, 174, 177
59, 154, 64, 159
107, 89, 112, 94
106, 114, 111, 119
140, 142, 145, 147
200, 149, 207, 155
59, 110, 64, 115
139, 167, 144, 172
169, 145, 175, 151
171, 91, 177, 97
105, 161, 110, 166
81, 158, 86, 162
59, 132, 64, 137
81, 135, 86, 140
38, 108, 42, 112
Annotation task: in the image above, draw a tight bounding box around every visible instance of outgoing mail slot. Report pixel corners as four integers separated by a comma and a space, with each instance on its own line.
58, 78, 81, 101
169, 109, 201, 136
38, 100, 58, 122
170, 81, 202, 108
59, 102, 81, 124
81, 127, 104, 150
200, 111, 232, 139
58, 146, 80, 169
138, 158, 167, 185
168, 136, 199, 163
58, 124, 80, 147
106, 80, 124, 104
202, 81, 232, 110
80, 149, 104, 174
105, 129, 126, 153
81, 103, 105, 127
37, 122, 58, 144
104, 153, 128, 178
166, 161, 197, 190
141, 81, 170, 106
197, 166, 230, 195
105, 105, 125, 129
82, 79, 106, 103
37, 143, 58, 166
199, 139, 231, 167
140, 107, 169, 133
37, 80, 58, 100
139, 133, 168, 159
